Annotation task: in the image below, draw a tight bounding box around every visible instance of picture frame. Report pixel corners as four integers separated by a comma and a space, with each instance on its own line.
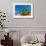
13, 3, 33, 18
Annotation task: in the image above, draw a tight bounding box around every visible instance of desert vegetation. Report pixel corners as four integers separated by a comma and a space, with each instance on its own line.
16, 9, 31, 16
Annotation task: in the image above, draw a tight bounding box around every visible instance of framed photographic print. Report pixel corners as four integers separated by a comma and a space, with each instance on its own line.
13, 3, 33, 18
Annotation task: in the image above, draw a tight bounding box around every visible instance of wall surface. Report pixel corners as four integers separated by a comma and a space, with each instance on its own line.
0, 0, 46, 27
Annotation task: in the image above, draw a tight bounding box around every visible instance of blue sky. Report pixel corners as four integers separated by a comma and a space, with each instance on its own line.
15, 5, 31, 13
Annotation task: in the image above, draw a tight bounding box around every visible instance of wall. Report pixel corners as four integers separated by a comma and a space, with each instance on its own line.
0, 0, 46, 27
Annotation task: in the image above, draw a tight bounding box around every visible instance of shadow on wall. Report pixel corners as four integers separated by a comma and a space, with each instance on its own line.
13, 40, 21, 46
